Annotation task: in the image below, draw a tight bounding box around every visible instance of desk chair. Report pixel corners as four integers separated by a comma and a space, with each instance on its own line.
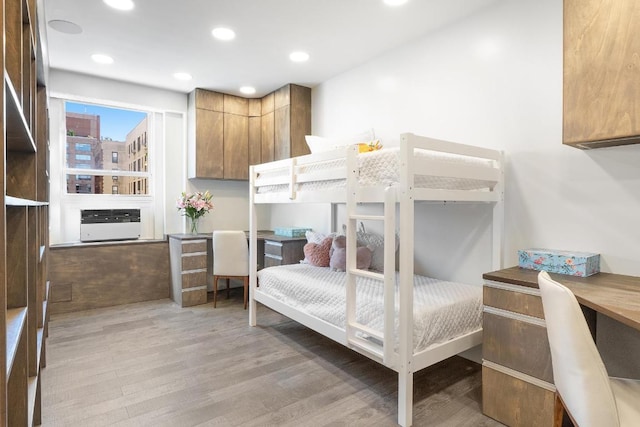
212, 231, 249, 309
538, 271, 640, 427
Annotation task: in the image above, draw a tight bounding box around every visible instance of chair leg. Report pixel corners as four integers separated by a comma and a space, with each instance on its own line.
243, 276, 249, 310
213, 276, 218, 308
226, 278, 230, 299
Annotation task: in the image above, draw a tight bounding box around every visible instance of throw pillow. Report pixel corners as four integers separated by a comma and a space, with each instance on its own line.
303, 236, 333, 267
329, 235, 372, 271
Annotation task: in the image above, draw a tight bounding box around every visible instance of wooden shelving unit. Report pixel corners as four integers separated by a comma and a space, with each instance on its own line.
2, 0, 50, 425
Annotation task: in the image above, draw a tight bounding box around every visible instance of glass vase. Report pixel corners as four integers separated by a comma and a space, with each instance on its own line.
189, 217, 200, 234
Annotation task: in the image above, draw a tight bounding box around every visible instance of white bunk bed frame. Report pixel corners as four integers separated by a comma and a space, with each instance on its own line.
248, 133, 504, 426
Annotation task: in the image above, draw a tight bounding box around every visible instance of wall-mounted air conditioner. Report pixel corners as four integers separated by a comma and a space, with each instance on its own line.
80, 209, 141, 242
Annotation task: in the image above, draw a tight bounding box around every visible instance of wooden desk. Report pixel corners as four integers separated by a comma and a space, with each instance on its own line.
481, 266, 640, 427
484, 267, 640, 332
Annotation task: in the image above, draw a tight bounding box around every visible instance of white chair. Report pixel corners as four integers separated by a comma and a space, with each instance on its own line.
212, 231, 249, 309
537, 271, 640, 427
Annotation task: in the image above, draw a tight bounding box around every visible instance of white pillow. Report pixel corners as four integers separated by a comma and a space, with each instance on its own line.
305, 129, 375, 154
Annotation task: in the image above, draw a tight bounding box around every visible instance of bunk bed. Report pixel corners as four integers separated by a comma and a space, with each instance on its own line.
248, 133, 504, 427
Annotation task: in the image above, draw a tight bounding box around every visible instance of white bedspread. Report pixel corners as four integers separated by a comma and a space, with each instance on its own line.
257, 147, 495, 194
257, 264, 482, 353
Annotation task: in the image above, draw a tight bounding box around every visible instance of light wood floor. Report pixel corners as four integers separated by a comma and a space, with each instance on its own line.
42, 290, 504, 426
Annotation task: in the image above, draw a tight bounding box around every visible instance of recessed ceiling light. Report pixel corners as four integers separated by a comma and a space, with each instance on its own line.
384, 0, 409, 6
103, 0, 135, 11
289, 51, 310, 62
212, 27, 236, 41
239, 86, 256, 95
91, 54, 114, 64
48, 19, 83, 34
173, 72, 192, 81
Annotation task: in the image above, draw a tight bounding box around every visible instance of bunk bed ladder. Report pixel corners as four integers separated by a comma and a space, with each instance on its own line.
344, 175, 398, 367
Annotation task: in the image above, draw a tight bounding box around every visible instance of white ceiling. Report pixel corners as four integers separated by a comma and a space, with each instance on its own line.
42, 0, 497, 97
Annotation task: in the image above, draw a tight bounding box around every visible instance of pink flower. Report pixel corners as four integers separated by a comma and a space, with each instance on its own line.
177, 190, 214, 220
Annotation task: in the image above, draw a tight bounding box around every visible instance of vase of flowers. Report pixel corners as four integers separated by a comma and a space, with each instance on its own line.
176, 190, 214, 234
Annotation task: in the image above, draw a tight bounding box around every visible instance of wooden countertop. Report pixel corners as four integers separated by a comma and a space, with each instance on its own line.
167, 231, 306, 242
483, 266, 640, 332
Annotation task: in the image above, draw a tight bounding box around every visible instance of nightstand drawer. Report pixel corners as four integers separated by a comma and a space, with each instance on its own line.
264, 240, 283, 257
182, 254, 207, 271
482, 365, 555, 427
264, 254, 282, 268
484, 283, 544, 318
182, 271, 207, 289
182, 240, 207, 254
483, 310, 553, 383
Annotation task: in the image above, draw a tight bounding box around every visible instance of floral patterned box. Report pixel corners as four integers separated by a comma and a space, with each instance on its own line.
518, 248, 600, 277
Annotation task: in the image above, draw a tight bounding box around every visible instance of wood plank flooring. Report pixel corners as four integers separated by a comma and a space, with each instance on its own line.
41, 291, 504, 426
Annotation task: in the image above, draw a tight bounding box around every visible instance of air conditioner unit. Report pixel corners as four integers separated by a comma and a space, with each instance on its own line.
80, 209, 141, 242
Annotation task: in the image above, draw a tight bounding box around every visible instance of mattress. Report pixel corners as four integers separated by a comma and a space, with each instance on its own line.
256, 263, 483, 353
256, 147, 495, 194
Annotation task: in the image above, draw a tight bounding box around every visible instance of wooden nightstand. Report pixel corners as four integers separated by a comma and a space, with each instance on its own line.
481, 271, 556, 427
263, 236, 306, 268
169, 234, 208, 307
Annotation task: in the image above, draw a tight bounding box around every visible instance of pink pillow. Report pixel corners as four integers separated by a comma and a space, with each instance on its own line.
303, 236, 333, 267
329, 235, 373, 271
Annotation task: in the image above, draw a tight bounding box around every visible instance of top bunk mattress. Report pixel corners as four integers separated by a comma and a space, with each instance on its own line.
256, 146, 496, 194
256, 263, 483, 353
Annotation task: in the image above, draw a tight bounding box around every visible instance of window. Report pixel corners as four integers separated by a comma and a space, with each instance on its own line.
64, 101, 149, 195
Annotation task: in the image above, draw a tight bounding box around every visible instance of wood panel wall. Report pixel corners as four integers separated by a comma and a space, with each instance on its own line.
49, 240, 170, 314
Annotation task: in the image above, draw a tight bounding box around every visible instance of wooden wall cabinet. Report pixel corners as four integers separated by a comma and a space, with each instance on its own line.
261, 92, 276, 163
563, 0, 640, 149
273, 84, 311, 160
223, 108, 249, 180
188, 84, 311, 180
3, 0, 50, 424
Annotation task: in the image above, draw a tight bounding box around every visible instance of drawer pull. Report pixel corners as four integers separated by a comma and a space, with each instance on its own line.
483, 306, 546, 327
484, 280, 540, 296
483, 360, 555, 392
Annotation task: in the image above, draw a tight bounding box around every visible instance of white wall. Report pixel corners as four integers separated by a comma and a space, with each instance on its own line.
310, 0, 640, 375
312, 0, 640, 277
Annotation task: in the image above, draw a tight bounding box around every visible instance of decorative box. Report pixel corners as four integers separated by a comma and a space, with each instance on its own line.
273, 227, 312, 238
518, 248, 600, 277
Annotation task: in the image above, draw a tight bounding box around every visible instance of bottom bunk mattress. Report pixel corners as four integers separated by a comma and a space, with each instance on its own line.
256, 264, 482, 353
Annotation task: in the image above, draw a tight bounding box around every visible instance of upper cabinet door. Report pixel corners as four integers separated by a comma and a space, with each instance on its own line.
195, 109, 224, 179
563, 0, 640, 149
223, 113, 249, 180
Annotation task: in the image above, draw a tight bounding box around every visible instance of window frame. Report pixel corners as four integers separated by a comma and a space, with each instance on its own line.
62, 101, 152, 196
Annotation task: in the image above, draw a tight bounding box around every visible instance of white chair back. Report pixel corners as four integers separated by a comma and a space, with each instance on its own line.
538, 271, 619, 427
213, 231, 249, 276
